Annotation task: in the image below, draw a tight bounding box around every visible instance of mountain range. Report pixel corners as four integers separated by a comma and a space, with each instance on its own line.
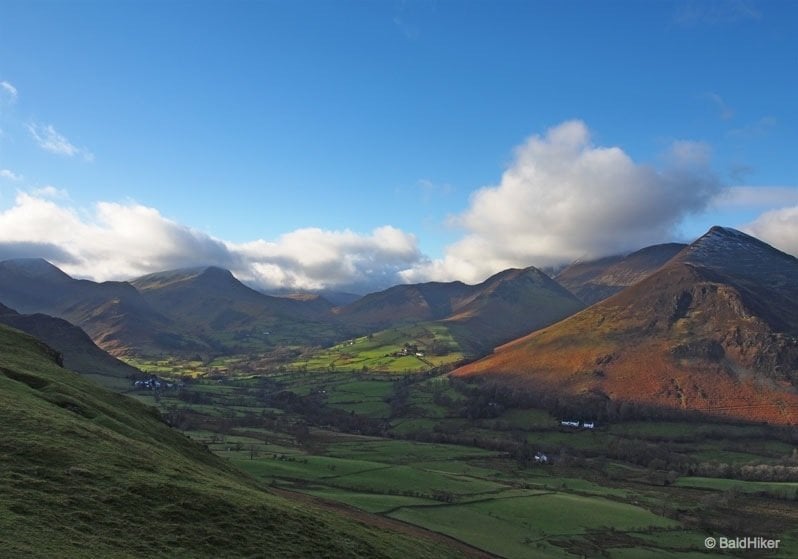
0, 259, 586, 360
0, 260, 345, 358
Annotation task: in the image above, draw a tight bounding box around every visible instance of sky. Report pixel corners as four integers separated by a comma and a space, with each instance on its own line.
0, 0, 796, 293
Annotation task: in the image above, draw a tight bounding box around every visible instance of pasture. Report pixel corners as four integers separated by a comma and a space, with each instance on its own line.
122, 359, 798, 558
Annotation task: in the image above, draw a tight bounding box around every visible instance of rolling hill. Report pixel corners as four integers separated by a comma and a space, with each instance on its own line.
454, 227, 798, 425
556, 243, 687, 305
0, 322, 466, 558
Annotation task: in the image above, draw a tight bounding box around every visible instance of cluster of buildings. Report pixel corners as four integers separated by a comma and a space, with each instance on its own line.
560, 419, 596, 429
132, 376, 176, 390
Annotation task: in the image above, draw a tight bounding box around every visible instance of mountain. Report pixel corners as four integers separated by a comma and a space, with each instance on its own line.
453, 227, 798, 425
265, 287, 362, 306
556, 243, 687, 305
131, 266, 344, 351
338, 267, 584, 355
0, 323, 462, 558
442, 267, 586, 354
336, 280, 472, 329
0, 303, 140, 390
0, 258, 177, 356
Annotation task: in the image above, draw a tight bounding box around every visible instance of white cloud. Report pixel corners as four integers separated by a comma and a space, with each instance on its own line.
0, 169, 22, 182
711, 186, 798, 210
0, 193, 233, 280
743, 206, 798, 257
402, 120, 723, 284
26, 123, 94, 161
0, 81, 17, 102
232, 226, 422, 291
0, 192, 424, 292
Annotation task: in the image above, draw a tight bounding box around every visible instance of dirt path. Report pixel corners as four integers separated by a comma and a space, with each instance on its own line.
268, 486, 498, 559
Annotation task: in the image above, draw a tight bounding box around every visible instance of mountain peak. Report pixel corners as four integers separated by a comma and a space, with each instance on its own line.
132, 266, 238, 291
0, 258, 72, 282
197, 266, 235, 279
676, 225, 797, 274
702, 225, 756, 242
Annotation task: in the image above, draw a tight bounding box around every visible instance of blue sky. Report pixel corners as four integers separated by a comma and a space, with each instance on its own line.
0, 0, 796, 291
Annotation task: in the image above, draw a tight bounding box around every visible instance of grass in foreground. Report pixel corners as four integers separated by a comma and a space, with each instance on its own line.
0, 325, 468, 558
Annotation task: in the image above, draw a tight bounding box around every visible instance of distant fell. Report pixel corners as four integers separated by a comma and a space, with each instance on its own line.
556, 243, 686, 305
338, 266, 584, 355
130, 265, 345, 352
0, 258, 175, 357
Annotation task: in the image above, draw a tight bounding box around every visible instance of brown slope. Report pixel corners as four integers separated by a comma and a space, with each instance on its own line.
454, 227, 798, 425
556, 243, 686, 305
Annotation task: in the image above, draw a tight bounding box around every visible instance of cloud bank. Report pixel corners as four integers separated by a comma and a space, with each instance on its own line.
744, 205, 798, 258
402, 120, 723, 283
0, 192, 423, 293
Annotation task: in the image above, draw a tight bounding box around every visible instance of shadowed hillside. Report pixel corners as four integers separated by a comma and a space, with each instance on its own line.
131, 266, 345, 352
337, 267, 584, 355
0, 303, 140, 390
556, 243, 686, 305
0, 258, 178, 356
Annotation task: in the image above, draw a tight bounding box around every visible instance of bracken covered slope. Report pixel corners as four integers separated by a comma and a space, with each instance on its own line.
454, 227, 798, 425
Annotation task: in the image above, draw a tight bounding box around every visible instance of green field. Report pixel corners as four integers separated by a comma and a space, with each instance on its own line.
290, 323, 465, 373
114, 360, 798, 559
675, 477, 798, 498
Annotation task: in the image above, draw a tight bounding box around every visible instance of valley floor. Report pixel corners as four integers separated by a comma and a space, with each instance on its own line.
127, 363, 798, 559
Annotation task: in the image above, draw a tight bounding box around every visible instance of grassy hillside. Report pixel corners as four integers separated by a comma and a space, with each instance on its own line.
0, 304, 139, 391
0, 324, 467, 558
